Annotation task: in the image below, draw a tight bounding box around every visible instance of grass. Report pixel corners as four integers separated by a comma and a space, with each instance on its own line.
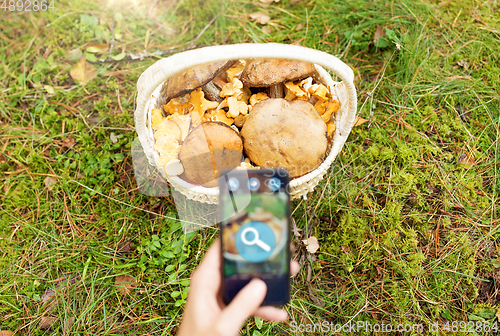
0, 0, 499, 335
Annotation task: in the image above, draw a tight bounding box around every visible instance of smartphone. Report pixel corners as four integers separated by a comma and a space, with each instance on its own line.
218, 168, 290, 306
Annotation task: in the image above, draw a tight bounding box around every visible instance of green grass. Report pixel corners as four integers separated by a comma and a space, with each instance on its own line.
1, 0, 499, 335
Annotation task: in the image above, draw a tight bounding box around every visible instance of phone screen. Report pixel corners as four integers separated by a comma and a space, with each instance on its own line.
219, 168, 290, 306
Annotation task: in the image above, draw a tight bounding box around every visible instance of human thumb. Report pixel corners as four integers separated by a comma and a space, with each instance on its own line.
216, 279, 267, 335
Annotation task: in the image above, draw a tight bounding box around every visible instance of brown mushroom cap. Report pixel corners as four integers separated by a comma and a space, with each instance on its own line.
161, 61, 236, 101
240, 98, 327, 178
179, 121, 243, 187
239, 59, 316, 87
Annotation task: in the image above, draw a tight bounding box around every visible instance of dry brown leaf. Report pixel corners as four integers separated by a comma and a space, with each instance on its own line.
0, 331, 14, 336
61, 137, 75, 148
115, 275, 137, 295
354, 116, 368, 126
496, 308, 500, 322
250, 12, 270, 24
259, 0, 279, 3
44, 177, 57, 191
302, 236, 319, 254
69, 55, 97, 84
117, 241, 132, 252
262, 26, 272, 34
457, 152, 475, 168
39, 316, 57, 329
373, 24, 386, 43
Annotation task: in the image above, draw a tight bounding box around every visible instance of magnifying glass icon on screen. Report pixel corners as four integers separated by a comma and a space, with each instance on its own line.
267, 178, 280, 191
240, 227, 271, 252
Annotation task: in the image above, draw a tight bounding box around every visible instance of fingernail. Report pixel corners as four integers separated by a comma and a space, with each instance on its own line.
250, 278, 266, 295
279, 310, 288, 321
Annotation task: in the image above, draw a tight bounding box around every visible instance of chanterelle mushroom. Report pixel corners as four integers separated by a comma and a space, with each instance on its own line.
161, 60, 236, 102
240, 98, 327, 177
179, 122, 243, 187
239, 59, 316, 99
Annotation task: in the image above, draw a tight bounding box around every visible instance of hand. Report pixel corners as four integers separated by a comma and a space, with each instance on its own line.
176, 239, 299, 336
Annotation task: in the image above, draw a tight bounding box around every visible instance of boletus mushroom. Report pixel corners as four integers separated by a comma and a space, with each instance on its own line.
240, 98, 327, 177
179, 121, 243, 187
239, 59, 316, 98
161, 60, 236, 102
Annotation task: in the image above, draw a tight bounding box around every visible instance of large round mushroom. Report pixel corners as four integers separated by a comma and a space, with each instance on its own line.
239, 59, 316, 98
161, 60, 236, 102
240, 98, 327, 177
179, 122, 243, 187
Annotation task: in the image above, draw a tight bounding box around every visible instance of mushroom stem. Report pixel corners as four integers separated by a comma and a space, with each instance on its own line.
202, 81, 223, 102
269, 83, 285, 99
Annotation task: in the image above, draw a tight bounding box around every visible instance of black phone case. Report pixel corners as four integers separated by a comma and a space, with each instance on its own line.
218, 168, 291, 306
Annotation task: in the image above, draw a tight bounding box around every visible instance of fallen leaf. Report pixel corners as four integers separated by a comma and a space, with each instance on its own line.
64, 316, 76, 332
115, 275, 137, 295
39, 316, 57, 329
44, 85, 56, 95
69, 55, 97, 84
87, 115, 102, 126
260, 0, 279, 3
496, 308, 500, 322
0, 331, 14, 336
457, 152, 475, 168
61, 137, 75, 149
86, 43, 108, 54
262, 26, 272, 34
373, 24, 386, 43
44, 177, 57, 191
111, 52, 127, 61
250, 12, 270, 24
65, 48, 82, 61
354, 116, 369, 126
117, 241, 132, 252
302, 236, 319, 254
40, 288, 56, 311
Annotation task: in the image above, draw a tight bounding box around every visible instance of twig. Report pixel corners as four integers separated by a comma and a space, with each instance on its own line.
88, 46, 199, 64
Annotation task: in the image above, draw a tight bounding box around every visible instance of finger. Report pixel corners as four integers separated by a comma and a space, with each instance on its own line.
216, 278, 267, 334
191, 239, 221, 293
254, 306, 288, 322
290, 260, 300, 276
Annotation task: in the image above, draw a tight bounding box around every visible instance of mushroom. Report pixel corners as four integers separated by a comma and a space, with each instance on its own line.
226, 60, 246, 82
161, 60, 236, 103
227, 96, 248, 118
284, 81, 308, 101
188, 88, 219, 117
170, 114, 191, 141
327, 122, 336, 137
153, 122, 182, 170
240, 98, 327, 177
239, 59, 316, 99
179, 122, 243, 187
234, 114, 248, 127
249, 92, 269, 106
